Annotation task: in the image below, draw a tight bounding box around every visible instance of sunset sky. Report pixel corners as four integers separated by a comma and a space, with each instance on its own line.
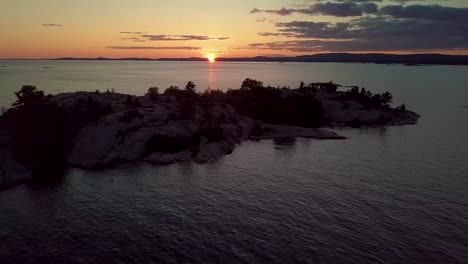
1, 0, 468, 59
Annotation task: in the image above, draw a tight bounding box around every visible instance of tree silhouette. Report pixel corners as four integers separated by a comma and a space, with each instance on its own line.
12, 85, 46, 108
147, 87, 159, 100
241, 78, 263, 90
185, 81, 196, 95
381, 92, 393, 106
4, 86, 68, 176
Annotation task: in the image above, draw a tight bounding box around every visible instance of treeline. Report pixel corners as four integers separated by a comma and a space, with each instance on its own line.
146, 78, 395, 126
340, 86, 394, 110
147, 78, 326, 127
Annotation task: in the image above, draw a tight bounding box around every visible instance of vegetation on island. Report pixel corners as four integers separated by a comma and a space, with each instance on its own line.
151, 78, 400, 127
0, 78, 407, 179
0, 85, 68, 176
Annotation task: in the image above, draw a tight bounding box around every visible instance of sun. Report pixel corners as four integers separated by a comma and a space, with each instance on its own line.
207, 53, 216, 63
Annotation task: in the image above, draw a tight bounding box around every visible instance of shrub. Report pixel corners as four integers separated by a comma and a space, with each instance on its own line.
299, 81, 305, 92
395, 104, 406, 112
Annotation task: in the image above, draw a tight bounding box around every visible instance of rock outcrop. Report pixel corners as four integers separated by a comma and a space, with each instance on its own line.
55, 93, 257, 169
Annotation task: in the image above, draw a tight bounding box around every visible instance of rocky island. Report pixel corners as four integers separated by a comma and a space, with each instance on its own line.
0, 79, 419, 187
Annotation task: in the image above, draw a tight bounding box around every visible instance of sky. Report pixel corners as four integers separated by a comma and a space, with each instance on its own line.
1, 0, 468, 59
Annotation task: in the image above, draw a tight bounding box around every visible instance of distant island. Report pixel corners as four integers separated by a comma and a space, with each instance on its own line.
53, 53, 468, 65
0, 79, 419, 187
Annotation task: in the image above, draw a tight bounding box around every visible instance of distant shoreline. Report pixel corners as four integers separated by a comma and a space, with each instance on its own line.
1, 53, 468, 65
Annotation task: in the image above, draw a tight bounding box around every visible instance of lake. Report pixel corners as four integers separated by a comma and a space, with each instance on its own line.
1, 60, 468, 263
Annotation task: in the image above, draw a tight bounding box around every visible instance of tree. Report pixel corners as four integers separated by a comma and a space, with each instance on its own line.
381, 92, 393, 107
241, 78, 263, 90
12, 85, 46, 108
5, 86, 68, 174
321, 81, 337, 93
185, 81, 196, 95
147, 87, 159, 100
350, 86, 359, 95
164, 85, 181, 96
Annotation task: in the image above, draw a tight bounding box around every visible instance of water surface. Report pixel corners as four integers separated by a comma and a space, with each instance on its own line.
1, 61, 467, 263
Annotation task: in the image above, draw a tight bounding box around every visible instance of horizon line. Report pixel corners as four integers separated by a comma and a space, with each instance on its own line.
2, 52, 468, 61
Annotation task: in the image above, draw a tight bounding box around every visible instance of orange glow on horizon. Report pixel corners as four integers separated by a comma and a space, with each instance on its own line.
207, 53, 216, 63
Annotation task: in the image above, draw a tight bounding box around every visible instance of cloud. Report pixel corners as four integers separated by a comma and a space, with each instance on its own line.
251, 7, 296, 16
380, 4, 468, 23
253, 15, 468, 52
120, 31, 146, 34
119, 33, 230, 42
250, 1, 468, 52
42, 24, 62, 27
258, 32, 298, 38
250, 1, 454, 18
311, 2, 378, 16
315, 0, 441, 3
107, 46, 202, 50
121, 37, 147, 42
250, 2, 378, 17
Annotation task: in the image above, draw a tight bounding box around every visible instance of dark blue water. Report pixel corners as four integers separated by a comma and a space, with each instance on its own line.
1, 61, 468, 263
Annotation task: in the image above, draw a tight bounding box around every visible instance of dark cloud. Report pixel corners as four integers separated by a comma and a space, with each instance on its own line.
253, 15, 468, 52
390, 0, 445, 4
249, 36, 467, 52
318, 0, 441, 3
380, 4, 468, 23
250, 7, 296, 16
251, 1, 454, 18
107, 46, 202, 50
258, 32, 298, 38
250, 1, 467, 52
335, 0, 382, 2
250, 2, 378, 17
274, 21, 353, 39
310, 2, 378, 16
42, 24, 62, 27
